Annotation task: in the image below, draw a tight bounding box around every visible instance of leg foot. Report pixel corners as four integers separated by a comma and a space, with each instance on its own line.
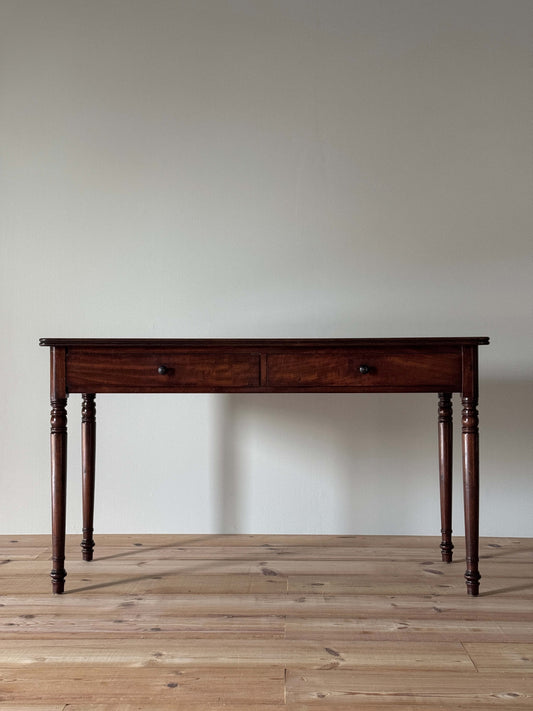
465, 569, 481, 596
51, 568, 66, 594
81, 531, 95, 562
440, 539, 454, 563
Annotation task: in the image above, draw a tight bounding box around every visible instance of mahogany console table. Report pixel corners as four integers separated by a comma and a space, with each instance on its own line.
40, 337, 489, 596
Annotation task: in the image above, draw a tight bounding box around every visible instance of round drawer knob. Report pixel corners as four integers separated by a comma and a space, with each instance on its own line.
157, 365, 169, 375
359, 364, 370, 375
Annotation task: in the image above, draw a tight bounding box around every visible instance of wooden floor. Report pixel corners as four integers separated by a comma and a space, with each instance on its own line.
0, 534, 532, 709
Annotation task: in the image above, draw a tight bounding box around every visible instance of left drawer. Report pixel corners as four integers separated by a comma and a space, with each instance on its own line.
66, 348, 260, 392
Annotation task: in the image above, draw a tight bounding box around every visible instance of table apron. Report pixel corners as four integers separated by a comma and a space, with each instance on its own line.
65, 346, 463, 394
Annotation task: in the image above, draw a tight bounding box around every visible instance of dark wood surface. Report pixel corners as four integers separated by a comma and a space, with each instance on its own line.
81, 393, 96, 562
438, 392, 454, 563
40, 337, 489, 596
41, 337, 490, 347
41, 338, 490, 394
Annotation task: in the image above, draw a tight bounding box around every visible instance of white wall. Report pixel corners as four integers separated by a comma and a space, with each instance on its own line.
1, 0, 532, 537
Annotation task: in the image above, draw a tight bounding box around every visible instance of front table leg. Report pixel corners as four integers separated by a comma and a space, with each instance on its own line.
50, 397, 68, 594
462, 396, 481, 596
81, 394, 96, 561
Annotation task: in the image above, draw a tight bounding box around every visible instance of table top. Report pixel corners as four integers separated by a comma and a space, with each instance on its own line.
40, 337, 490, 348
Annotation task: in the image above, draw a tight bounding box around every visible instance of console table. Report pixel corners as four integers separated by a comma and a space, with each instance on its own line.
40, 337, 489, 596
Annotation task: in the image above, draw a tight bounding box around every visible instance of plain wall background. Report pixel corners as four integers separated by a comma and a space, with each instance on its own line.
1, 0, 532, 537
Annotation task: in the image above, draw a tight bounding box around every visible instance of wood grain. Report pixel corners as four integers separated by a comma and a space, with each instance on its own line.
0, 534, 531, 708
286, 669, 533, 705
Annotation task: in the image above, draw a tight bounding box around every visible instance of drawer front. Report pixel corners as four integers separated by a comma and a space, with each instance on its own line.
67, 348, 260, 392
266, 349, 462, 391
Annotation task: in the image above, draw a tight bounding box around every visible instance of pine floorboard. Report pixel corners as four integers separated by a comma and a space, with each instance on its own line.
0, 534, 532, 709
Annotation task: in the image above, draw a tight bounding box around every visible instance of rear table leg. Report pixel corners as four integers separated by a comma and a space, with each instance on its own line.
438, 393, 454, 563
81, 394, 96, 561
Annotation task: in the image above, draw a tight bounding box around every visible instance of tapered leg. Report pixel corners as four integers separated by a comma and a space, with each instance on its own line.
81, 394, 96, 561
438, 393, 453, 562
50, 398, 68, 594
462, 396, 480, 596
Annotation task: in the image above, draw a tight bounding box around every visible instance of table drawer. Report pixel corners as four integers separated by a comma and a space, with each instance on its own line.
266, 349, 462, 391
67, 348, 260, 392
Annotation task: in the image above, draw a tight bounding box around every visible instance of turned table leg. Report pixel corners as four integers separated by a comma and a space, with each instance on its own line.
462, 395, 481, 595
81, 394, 96, 561
438, 393, 454, 562
50, 397, 68, 594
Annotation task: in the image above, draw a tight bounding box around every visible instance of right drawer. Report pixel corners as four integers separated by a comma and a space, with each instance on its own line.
266, 349, 462, 391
